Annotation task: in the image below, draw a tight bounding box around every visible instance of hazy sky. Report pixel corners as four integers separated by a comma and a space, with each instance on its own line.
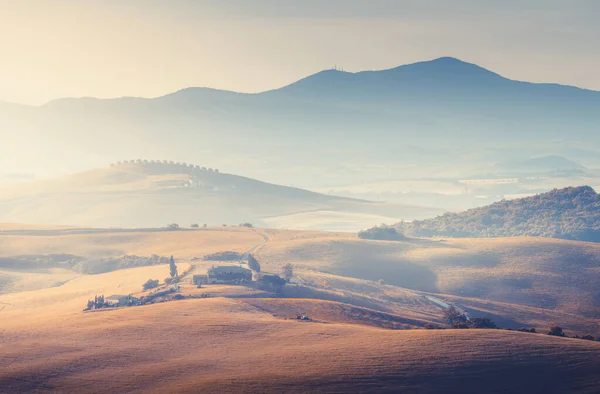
1, 0, 599, 105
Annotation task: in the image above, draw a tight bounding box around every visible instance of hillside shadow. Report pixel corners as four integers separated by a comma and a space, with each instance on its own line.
331, 258, 440, 293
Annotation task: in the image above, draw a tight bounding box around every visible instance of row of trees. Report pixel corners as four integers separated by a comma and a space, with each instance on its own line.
443, 307, 600, 341
111, 160, 219, 172
86, 295, 108, 310
547, 326, 599, 341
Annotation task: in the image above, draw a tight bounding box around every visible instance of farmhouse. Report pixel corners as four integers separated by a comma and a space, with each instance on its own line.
105, 294, 131, 307
207, 265, 252, 284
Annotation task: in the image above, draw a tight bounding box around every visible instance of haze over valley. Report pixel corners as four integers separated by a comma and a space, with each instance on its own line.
3, 57, 600, 219
3, 2, 600, 393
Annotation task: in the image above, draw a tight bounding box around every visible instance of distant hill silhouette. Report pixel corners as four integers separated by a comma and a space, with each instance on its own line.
0, 162, 439, 229
396, 186, 600, 242
2, 57, 600, 192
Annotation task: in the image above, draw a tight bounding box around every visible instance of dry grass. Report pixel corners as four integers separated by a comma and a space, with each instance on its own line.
0, 228, 261, 259
4, 226, 600, 334
0, 268, 80, 294
0, 263, 189, 323
4, 226, 600, 392
2, 298, 600, 393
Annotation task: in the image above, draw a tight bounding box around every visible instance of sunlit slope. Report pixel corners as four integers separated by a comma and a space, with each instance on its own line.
0, 227, 260, 294
0, 163, 438, 229
257, 233, 600, 321
2, 298, 600, 394
0, 263, 189, 320
0, 227, 262, 258
4, 226, 600, 334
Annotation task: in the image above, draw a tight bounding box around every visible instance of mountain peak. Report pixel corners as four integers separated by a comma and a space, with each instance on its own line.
383, 57, 503, 80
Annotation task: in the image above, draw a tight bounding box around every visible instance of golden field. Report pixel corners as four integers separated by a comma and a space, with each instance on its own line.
2, 225, 600, 392
3, 298, 600, 393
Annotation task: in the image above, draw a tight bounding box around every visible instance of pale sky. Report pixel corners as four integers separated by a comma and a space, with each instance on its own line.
1, 0, 599, 105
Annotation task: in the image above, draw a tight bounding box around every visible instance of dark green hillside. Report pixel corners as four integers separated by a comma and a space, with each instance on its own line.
397, 186, 600, 242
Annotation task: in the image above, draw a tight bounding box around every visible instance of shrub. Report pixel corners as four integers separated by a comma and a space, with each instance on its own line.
517, 328, 536, 333
582, 334, 595, 341
358, 226, 406, 241
257, 274, 286, 292
444, 307, 497, 329
548, 326, 566, 337
444, 306, 467, 327
164, 276, 181, 285
203, 251, 243, 261
468, 317, 497, 329
143, 279, 159, 290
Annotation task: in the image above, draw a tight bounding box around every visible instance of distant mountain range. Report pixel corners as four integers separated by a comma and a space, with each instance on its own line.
0, 161, 439, 230
2, 57, 600, 192
396, 186, 600, 242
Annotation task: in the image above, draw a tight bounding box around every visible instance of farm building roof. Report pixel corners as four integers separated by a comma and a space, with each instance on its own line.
208, 265, 251, 273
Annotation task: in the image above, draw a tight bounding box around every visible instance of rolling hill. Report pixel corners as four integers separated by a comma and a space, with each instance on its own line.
0, 161, 439, 230
254, 230, 600, 334
3, 224, 600, 392
3, 225, 600, 334
3, 298, 600, 394
396, 186, 600, 242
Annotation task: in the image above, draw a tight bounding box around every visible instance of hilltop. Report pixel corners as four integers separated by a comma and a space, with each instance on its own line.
396, 186, 600, 242
0, 161, 438, 230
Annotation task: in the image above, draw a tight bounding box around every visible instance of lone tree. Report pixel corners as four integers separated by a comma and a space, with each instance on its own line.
282, 263, 294, 282
444, 306, 468, 328
169, 255, 178, 278
548, 326, 566, 337
247, 253, 261, 273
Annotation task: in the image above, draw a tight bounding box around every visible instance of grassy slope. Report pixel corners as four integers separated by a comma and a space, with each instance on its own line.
3, 227, 600, 392
256, 230, 600, 333
0, 165, 437, 230
0, 228, 261, 294
3, 226, 600, 333
2, 298, 600, 394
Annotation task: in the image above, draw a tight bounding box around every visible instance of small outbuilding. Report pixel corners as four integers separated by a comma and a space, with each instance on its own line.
105, 294, 131, 307
193, 274, 209, 286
